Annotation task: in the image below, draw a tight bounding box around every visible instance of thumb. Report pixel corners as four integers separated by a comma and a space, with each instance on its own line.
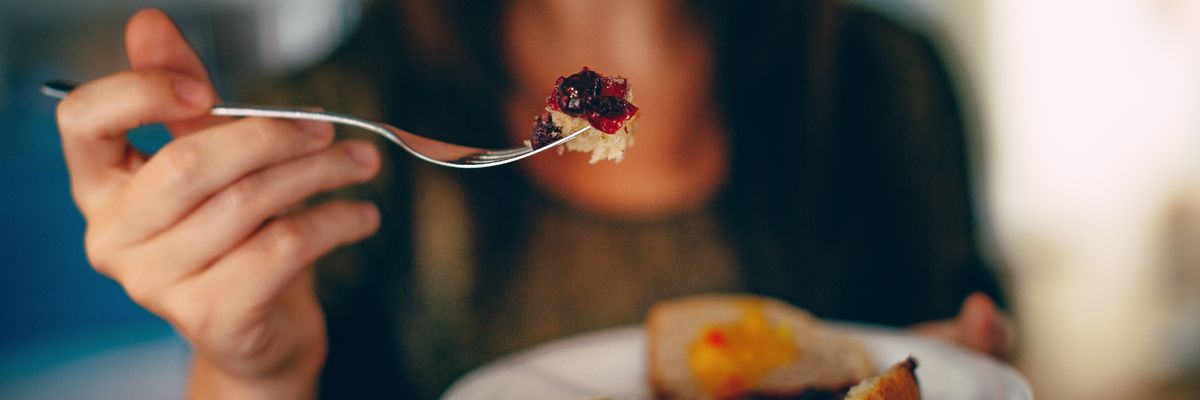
955, 293, 1012, 359
125, 8, 230, 136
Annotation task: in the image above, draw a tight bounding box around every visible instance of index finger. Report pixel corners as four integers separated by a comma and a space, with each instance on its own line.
55, 70, 215, 211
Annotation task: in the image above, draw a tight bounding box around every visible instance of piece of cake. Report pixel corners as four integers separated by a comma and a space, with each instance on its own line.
646, 295, 877, 399
528, 67, 638, 163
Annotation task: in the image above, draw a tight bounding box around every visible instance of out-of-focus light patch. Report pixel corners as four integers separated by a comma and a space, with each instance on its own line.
986, 1, 1200, 399
251, 0, 361, 75
1158, 0, 1200, 381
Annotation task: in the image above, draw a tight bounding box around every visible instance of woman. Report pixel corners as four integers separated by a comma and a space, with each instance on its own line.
54, 1, 1011, 398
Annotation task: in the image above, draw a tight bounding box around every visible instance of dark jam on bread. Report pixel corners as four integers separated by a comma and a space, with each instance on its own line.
546, 67, 638, 133
530, 67, 639, 149
529, 112, 563, 149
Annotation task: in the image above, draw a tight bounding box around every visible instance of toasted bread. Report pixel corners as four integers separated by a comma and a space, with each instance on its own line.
844, 357, 920, 400
646, 295, 876, 399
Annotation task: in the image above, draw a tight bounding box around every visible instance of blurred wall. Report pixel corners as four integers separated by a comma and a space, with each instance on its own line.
985, 1, 1200, 399
865, 1, 1200, 398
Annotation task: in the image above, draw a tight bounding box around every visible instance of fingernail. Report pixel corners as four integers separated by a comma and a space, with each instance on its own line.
296, 120, 332, 140
346, 142, 378, 167
174, 79, 209, 107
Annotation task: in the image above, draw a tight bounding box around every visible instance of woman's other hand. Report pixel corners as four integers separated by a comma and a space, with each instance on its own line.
54, 9, 381, 399
911, 292, 1014, 360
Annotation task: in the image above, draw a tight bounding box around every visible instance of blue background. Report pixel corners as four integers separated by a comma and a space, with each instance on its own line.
0, 45, 177, 382
0, 3, 358, 396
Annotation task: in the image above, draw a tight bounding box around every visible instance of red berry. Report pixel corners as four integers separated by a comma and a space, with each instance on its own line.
543, 67, 639, 135
585, 97, 637, 134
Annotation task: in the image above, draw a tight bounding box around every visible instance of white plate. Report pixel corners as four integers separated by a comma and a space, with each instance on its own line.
443, 324, 1033, 400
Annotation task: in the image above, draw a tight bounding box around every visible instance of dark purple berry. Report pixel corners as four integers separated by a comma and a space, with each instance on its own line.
590, 96, 634, 118
529, 113, 563, 149
552, 69, 601, 116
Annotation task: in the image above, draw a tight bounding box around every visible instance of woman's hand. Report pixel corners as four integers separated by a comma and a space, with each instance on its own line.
55, 9, 381, 399
911, 292, 1014, 359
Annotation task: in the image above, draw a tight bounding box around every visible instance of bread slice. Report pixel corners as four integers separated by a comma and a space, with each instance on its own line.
844, 357, 920, 400
646, 295, 876, 399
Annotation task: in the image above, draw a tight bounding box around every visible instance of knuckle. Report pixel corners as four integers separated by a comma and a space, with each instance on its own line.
118, 269, 167, 312
122, 280, 156, 308
246, 118, 292, 146
83, 248, 112, 276
93, 248, 161, 311
219, 175, 262, 210
265, 218, 308, 261
153, 143, 203, 188
54, 97, 84, 135
163, 292, 212, 339
83, 227, 116, 275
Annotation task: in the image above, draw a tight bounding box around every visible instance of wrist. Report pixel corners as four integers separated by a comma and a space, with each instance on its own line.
188, 352, 323, 400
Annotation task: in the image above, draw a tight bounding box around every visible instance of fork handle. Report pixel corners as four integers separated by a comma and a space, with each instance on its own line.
39, 79, 575, 169
41, 79, 396, 141
40, 79, 77, 99
40, 79, 469, 166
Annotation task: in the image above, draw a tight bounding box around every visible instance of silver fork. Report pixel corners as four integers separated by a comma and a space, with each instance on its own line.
41, 80, 590, 169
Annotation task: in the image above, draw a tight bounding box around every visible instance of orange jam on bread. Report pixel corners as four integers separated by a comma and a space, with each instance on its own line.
687, 303, 801, 397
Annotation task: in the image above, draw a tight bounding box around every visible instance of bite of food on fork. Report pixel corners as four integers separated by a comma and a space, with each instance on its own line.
46, 66, 638, 169
527, 67, 639, 163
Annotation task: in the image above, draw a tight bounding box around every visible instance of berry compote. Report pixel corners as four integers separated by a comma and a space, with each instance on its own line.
528, 67, 638, 163
544, 67, 639, 134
